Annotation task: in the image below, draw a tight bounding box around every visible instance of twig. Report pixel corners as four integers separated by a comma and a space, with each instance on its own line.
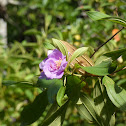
90, 27, 124, 58
111, 66, 126, 75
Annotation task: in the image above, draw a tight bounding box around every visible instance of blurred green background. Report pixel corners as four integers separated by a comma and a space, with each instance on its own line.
0, 0, 126, 125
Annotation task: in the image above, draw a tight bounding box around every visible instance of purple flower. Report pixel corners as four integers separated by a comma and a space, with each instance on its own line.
39, 49, 68, 79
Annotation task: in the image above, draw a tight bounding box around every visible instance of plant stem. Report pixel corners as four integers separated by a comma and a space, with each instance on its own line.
90, 27, 124, 58
111, 66, 126, 75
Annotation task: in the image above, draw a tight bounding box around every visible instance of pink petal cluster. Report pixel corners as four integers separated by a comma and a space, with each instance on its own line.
39, 49, 68, 79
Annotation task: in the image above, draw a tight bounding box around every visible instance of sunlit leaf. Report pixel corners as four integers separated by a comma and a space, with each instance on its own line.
102, 76, 126, 111
76, 104, 94, 123
80, 59, 116, 76
79, 93, 102, 125
43, 42, 55, 50
93, 80, 115, 126
87, 11, 126, 27
56, 86, 66, 106
69, 47, 88, 63
87, 11, 110, 21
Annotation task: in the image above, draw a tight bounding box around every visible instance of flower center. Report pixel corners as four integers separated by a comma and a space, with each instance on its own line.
55, 58, 62, 69
50, 58, 62, 71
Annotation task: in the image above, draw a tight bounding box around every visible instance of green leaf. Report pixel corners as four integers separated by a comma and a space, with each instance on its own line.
69, 47, 88, 63
11, 54, 34, 61
24, 29, 41, 35
47, 79, 63, 103
108, 17, 126, 27
2, 80, 34, 88
52, 38, 68, 60
43, 42, 55, 50
45, 14, 52, 31
93, 80, 115, 126
79, 93, 102, 126
76, 103, 94, 123
109, 114, 115, 126
102, 76, 126, 111
44, 101, 58, 120
87, 11, 126, 27
36, 79, 59, 89
104, 48, 126, 61
117, 78, 126, 88
86, 11, 110, 21
37, 79, 63, 103
80, 59, 116, 76
41, 101, 69, 126
56, 86, 66, 106
66, 75, 83, 104
21, 90, 48, 125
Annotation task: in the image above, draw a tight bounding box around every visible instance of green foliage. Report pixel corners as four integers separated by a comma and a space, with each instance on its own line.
104, 48, 126, 61
20, 90, 48, 125
1, 0, 126, 125
66, 75, 84, 104
93, 80, 115, 126
37, 79, 63, 103
69, 47, 89, 63
56, 86, 66, 106
2, 80, 34, 88
41, 101, 69, 126
80, 59, 117, 76
80, 93, 103, 126
103, 76, 126, 111
52, 38, 68, 60
87, 11, 126, 27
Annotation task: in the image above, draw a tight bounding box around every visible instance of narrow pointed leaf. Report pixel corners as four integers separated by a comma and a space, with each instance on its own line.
87, 11, 126, 27
69, 47, 88, 63
2, 80, 34, 88
87, 11, 110, 21
43, 42, 55, 50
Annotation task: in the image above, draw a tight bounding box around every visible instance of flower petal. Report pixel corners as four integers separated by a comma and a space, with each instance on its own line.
48, 50, 53, 56
48, 49, 63, 60
39, 72, 47, 79
39, 58, 48, 70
